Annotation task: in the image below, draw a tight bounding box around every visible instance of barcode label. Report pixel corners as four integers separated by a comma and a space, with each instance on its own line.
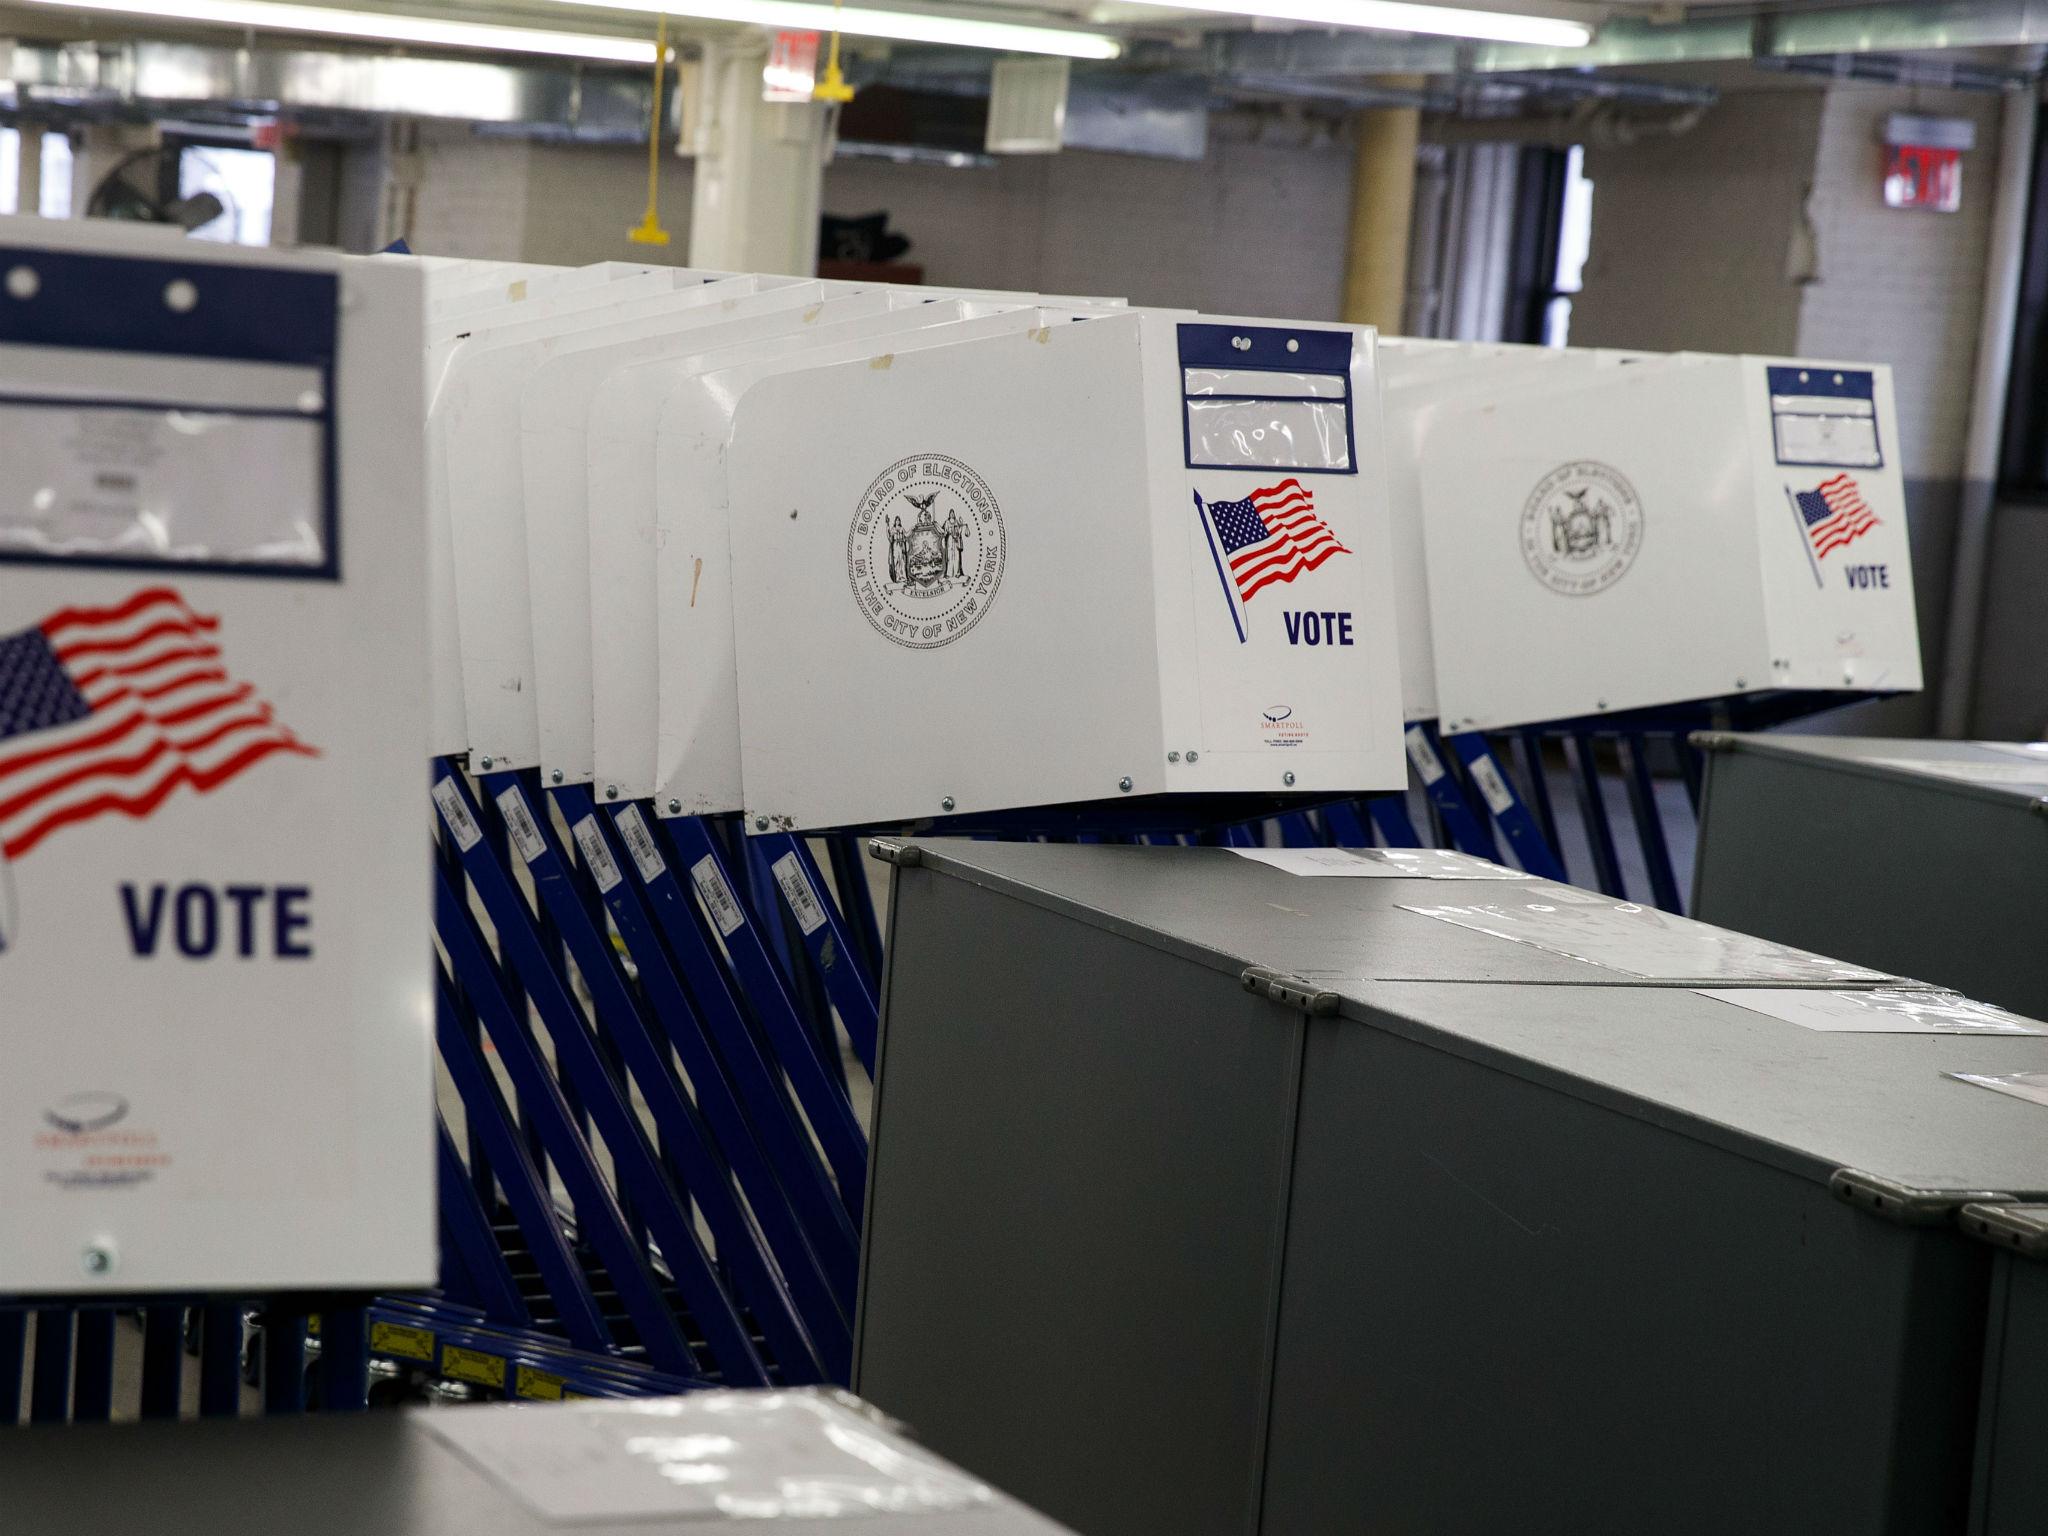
571, 816, 624, 893
1404, 725, 1446, 785
771, 850, 829, 936
691, 856, 745, 937
617, 805, 667, 883
432, 778, 483, 851
496, 786, 548, 865
1469, 755, 1516, 815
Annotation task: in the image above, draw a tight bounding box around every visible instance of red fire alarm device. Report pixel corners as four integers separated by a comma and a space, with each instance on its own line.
1882, 111, 1975, 213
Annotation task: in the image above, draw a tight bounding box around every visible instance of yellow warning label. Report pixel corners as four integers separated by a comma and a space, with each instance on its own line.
369, 1322, 435, 1362
442, 1345, 507, 1389
516, 1365, 567, 1401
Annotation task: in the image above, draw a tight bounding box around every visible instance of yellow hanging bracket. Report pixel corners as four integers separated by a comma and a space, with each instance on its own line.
629, 12, 673, 246
813, 0, 855, 104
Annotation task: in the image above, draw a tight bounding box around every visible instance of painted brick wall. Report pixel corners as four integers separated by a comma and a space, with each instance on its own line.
404, 125, 532, 261
819, 121, 1353, 316
1570, 88, 1824, 358
1795, 82, 2003, 483
387, 115, 1351, 315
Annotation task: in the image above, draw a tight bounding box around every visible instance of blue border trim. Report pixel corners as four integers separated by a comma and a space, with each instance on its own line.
1766, 364, 1884, 471
1177, 321, 1359, 477
0, 246, 340, 583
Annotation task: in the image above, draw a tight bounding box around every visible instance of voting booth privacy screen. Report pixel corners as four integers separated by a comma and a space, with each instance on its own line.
726, 313, 1407, 832
1397, 350, 1919, 730
0, 219, 434, 1294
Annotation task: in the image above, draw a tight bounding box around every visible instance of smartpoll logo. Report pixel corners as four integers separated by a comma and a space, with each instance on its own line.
43, 1091, 129, 1136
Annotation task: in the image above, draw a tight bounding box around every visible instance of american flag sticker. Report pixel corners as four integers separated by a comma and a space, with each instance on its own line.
1787, 474, 1879, 585
1195, 478, 1351, 643
0, 586, 315, 862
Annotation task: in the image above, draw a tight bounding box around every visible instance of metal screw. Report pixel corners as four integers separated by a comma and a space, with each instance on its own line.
479, 756, 494, 770
550, 769, 563, 784
81, 1241, 115, 1277
1283, 771, 1296, 787
668, 799, 682, 815
1185, 750, 1199, 763
1733, 677, 1748, 689
1167, 751, 1180, 763
941, 796, 956, 812
5, 264, 38, 300
1118, 777, 1134, 793
605, 785, 618, 800
1594, 702, 1607, 713
753, 815, 768, 831
163, 278, 198, 313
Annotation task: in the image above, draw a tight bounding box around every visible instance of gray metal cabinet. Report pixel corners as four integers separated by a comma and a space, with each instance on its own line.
0, 1391, 1079, 1535
1963, 1204, 2048, 1536
1693, 733, 2048, 1015
855, 840, 2048, 1536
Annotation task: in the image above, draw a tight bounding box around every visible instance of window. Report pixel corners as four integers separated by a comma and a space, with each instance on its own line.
1543, 146, 1594, 348
178, 144, 275, 246
39, 132, 72, 219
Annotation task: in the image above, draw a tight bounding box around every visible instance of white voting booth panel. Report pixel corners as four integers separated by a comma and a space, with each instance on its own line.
577, 297, 1052, 804
1379, 338, 1661, 723
635, 304, 1103, 816
442, 275, 819, 771
0, 218, 434, 1292
424, 265, 741, 757
727, 312, 1405, 831
1419, 352, 1920, 731
524, 289, 1019, 785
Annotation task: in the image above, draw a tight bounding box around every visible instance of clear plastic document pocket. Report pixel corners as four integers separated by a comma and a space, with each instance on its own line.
0, 242, 340, 580
0, 396, 325, 570
1178, 322, 1359, 475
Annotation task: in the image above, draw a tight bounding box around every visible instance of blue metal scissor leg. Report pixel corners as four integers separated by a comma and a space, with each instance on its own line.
436, 1117, 533, 1332
655, 814, 868, 1219
1564, 732, 1627, 899
467, 770, 802, 1384
139, 1306, 183, 1419
30, 1309, 73, 1423
434, 979, 614, 1354
1443, 733, 1568, 880
71, 1310, 114, 1423
826, 833, 887, 979
1405, 722, 1502, 859
554, 790, 852, 1373
1617, 732, 1682, 912
432, 850, 702, 1379
605, 804, 864, 1271
754, 832, 880, 1078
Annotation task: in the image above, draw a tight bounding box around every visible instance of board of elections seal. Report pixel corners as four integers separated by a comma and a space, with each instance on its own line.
1519, 460, 1643, 597
847, 454, 1006, 649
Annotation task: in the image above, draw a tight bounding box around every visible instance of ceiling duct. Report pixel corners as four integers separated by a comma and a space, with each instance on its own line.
3, 38, 655, 133
1189, 2, 2048, 80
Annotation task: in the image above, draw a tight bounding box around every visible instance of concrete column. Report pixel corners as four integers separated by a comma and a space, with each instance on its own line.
686, 33, 829, 277
1340, 89, 1421, 334
16, 126, 42, 218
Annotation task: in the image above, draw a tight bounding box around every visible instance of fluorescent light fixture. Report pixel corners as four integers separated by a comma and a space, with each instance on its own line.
1118, 0, 1591, 48
552, 0, 1123, 60
19, 0, 661, 63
